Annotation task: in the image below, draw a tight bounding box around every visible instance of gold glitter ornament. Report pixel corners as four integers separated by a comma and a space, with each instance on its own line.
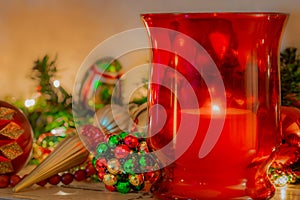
13, 135, 89, 192
0, 122, 24, 139
0, 156, 14, 174
0, 101, 33, 175
103, 173, 117, 186
129, 174, 144, 186
0, 142, 23, 160
0, 107, 15, 120
107, 158, 121, 175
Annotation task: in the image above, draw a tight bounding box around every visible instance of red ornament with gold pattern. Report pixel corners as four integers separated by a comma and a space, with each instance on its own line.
0, 101, 33, 175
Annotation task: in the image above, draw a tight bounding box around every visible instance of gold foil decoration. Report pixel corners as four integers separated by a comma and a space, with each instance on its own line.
0, 107, 15, 120
0, 122, 24, 139
0, 156, 14, 174
13, 134, 89, 192
0, 142, 23, 160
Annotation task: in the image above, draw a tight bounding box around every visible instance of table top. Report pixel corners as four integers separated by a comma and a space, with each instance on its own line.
1, 181, 300, 200
0, 165, 299, 200
0, 182, 154, 200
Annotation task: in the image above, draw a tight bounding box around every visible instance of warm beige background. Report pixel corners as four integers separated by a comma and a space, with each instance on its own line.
1, 0, 300, 100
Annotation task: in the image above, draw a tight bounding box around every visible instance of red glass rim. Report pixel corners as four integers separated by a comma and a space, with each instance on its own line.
140, 12, 289, 19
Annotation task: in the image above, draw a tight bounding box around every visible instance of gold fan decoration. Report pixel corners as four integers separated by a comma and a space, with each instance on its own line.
13, 134, 89, 192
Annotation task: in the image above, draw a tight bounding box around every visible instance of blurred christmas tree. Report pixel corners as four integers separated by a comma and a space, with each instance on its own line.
7, 55, 75, 162
20, 55, 74, 139
280, 47, 300, 108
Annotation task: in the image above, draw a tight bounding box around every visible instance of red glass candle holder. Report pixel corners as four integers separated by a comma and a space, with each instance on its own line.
141, 12, 288, 199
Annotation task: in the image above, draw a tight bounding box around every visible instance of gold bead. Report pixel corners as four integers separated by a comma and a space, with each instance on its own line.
129, 174, 144, 186
107, 158, 121, 175
103, 173, 117, 186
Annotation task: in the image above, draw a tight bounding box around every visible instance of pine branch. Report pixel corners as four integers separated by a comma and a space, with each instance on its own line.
25, 55, 74, 138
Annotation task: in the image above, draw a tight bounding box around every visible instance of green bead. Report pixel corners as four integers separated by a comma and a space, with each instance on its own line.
108, 135, 120, 148
92, 156, 97, 167
119, 132, 129, 139
123, 159, 134, 174
116, 181, 131, 194
131, 182, 145, 191
96, 143, 108, 157
139, 156, 147, 167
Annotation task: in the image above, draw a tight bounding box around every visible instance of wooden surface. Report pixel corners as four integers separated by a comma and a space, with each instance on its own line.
0, 165, 299, 200
1, 181, 300, 200
0, 182, 153, 200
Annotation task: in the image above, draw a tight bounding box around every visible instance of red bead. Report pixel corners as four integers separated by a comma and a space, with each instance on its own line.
74, 169, 86, 181
80, 125, 105, 148
144, 170, 160, 183
9, 174, 21, 187
114, 144, 130, 159
96, 158, 107, 171
37, 179, 47, 186
48, 174, 61, 185
0, 175, 9, 188
85, 163, 97, 176
124, 135, 139, 149
97, 171, 105, 181
61, 173, 74, 185
105, 184, 116, 192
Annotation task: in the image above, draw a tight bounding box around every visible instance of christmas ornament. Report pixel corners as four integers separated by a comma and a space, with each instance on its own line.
0, 101, 33, 175
107, 158, 121, 175
80, 103, 136, 154
129, 174, 144, 186
103, 173, 117, 186
80, 124, 106, 153
77, 57, 122, 111
116, 181, 131, 194
13, 134, 89, 192
114, 144, 130, 159
93, 131, 161, 194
